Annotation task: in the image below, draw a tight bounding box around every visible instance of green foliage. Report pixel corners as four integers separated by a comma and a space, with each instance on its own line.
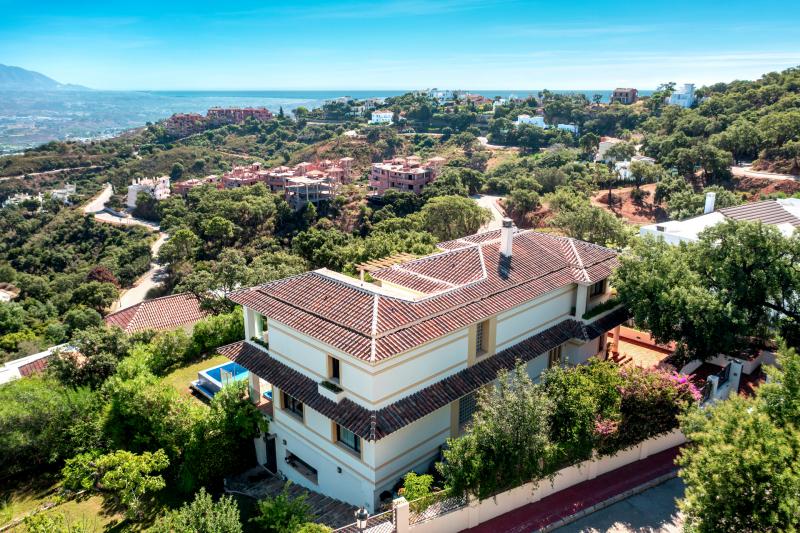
667, 185, 742, 220
250, 483, 312, 533
418, 195, 491, 241
438, 365, 553, 499
614, 221, 800, 361
48, 325, 130, 389
24, 512, 90, 533
296, 524, 332, 533
547, 190, 631, 248
189, 310, 245, 357
0, 376, 103, 478
62, 448, 169, 519
150, 488, 242, 533
401, 471, 434, 502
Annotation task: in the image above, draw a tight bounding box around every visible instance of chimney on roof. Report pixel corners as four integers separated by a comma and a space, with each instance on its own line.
500, 218, 514, 257
704, 192, 716, 214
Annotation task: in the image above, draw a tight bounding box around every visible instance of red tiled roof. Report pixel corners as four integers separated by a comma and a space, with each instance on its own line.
18, 356, 49, 377
218, 307, 627, 441
104, 293, 208, 333
230, 230, 618, 361
719, 200, 800, 226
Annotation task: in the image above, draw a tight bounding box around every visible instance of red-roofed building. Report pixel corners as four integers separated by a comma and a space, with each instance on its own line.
218, 221, 627, 512
104, 293, 208, 334
368, 156, 446, 195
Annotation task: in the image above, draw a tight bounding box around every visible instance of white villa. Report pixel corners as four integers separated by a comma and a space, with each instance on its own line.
126, 176, 171, 208
515, 114, 578, 134
218, 220, 627, 512
370, 110, 394, 124
668, 83, 696, 108
640, 195, 800, 245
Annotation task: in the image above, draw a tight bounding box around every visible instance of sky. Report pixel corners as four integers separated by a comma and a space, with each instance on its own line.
1, 0, 799, 91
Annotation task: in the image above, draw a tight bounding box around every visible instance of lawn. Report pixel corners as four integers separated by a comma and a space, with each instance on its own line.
161, 354, 230, 400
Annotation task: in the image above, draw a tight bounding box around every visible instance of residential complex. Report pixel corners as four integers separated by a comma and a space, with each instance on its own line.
640, 196, 800, 245
515, 114, 578, 134
126, 176, 170, 208
176, 158, 356, 209
668, 83, 696, 108
368, 155, 445, 195
162, 107, 273, 136
218, 221, 627, 512
611, 88, 638, 104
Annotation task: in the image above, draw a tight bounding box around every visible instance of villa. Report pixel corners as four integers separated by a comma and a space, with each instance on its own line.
611, 88, 638, 105
126, 176, 170, 208
104, 293, 208, 334
668, 84, 696, 108
515, 114, 578, 134
640, 195, 800, 245
370, 110, 394, 124
217, 221, 627, 512
368, 155, 446, 195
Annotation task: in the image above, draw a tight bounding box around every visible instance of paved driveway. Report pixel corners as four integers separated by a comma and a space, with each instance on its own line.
473, 194, 506, 231
553, 478, 684, 533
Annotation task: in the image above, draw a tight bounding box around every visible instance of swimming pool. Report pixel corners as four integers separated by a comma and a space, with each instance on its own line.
191, 361, 249, 399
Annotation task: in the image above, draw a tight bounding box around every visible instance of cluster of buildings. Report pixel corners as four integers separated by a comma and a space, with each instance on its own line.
175, 158, 355, 209
2, 183, 76, 209
514, 114, 579, 135
367, 155, 446, 195
162, 107, 274, 137
222, 220, 626, 511
126, 176, 171, 208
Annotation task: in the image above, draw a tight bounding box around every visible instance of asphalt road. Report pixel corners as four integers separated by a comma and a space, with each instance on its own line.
553, 478, 684, 533
473, 194, 506, 231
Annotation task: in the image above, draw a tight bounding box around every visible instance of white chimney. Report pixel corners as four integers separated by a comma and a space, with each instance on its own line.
704, 192, 716, 214
500, 218, 514, 257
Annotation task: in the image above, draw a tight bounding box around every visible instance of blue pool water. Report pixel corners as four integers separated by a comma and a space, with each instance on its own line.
204, 362, 248, 383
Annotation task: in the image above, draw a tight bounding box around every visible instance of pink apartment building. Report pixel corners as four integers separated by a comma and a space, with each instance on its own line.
368, 156, 446, 195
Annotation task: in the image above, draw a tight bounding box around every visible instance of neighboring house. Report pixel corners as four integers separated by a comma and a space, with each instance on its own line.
50, 183, 77, 204
611, 88, 638, 104
370, 110, 394, 124
104, 293, 208, 334
368, 155, 446, 195
668, 84, 696, 108
515, 114, 578, 134
640, 196, 800, 245
595, 136, 624, 162
126, 176, 170, 209
2, 192, 43, 208
515, 114, 546, 128
0, 344, 72, 385
614, 155, 656, 180
219, 221, 627, 512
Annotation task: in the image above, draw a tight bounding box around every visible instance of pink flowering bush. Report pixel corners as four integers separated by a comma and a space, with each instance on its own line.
596, 366, 699, 455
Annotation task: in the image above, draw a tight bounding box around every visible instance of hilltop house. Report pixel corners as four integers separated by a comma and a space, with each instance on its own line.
611, 88, 638, 105
668, 84, 696, 108
640, 195, 800, 245
217, 221, 627, 511
368, 155, 446, 195
126, 176, 170, 208
370, 110, 394, 124
515, 114, 578, 135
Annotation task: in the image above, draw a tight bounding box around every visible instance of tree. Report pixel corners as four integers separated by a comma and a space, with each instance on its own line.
250, 483, 312, 533
49, 325, 130, 389
548, 197, 630, 248
613, 221, 800, 361
62, 448, 169, 519
70, 281, 118, 314
418, 196, 491, 241
578, 132, 600, 159
437, 365, 553, 499
505, 189, 541, 219
151, 488, 242, 533
666, 186, 741, 220
158, 228, 201, 266
680, 400, 800, 532
171, 162, 185, 180
604, 141, 636, 163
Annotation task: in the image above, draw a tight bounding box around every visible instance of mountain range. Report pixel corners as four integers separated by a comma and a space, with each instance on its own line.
0, 64, 89, 91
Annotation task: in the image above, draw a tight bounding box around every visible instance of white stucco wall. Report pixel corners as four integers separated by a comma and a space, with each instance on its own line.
496, 285, 574, 352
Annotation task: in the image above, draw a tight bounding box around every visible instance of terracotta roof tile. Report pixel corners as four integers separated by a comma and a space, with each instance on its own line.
219, 307, 628, 441
719, 200, 800, 226
229, 230, 619, 361
104, 293, 208, 333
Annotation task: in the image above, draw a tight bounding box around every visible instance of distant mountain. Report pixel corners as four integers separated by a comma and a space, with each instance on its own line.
0, 64, 89, 91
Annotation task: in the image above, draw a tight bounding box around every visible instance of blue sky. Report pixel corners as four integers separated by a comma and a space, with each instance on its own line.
1, 0, 799, 90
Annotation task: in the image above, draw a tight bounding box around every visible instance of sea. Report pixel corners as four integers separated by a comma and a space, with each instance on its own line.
0, 89, 654, 154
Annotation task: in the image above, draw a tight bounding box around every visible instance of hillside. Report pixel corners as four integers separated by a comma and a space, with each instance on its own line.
0, 64, 88, 91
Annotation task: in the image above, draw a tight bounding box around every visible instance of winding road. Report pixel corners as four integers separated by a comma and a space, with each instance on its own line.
731, 165, 798, 182
83, 183, 168, 311
473, 193, 506, 231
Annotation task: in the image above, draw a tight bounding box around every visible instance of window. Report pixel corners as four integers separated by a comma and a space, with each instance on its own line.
458, 392, 477, 427
336, 424, 361, 453
286, 452, 318, 484
282, 391, 304, 419
590, 280, 606, 297
329, 356, 340, 382
475, 320, 488, 357
548, 345, 563, 368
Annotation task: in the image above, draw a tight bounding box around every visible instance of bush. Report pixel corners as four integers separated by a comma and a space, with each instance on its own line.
250, 483, 311, 533
150, 488, 242, 533
148, 329, 192, 374
296, 524, 332, 533
190, 311, 244, 357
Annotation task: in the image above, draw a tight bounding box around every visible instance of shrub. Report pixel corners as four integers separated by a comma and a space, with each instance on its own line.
401, 471, 434, 502
150, 488, 242, 533
148, 329, 192, 374
296, 524, 332, 533
250, 483, 311, 533
190, 311, 244, 357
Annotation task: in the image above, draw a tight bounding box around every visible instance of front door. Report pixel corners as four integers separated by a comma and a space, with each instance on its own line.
265, 434, 277, 473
